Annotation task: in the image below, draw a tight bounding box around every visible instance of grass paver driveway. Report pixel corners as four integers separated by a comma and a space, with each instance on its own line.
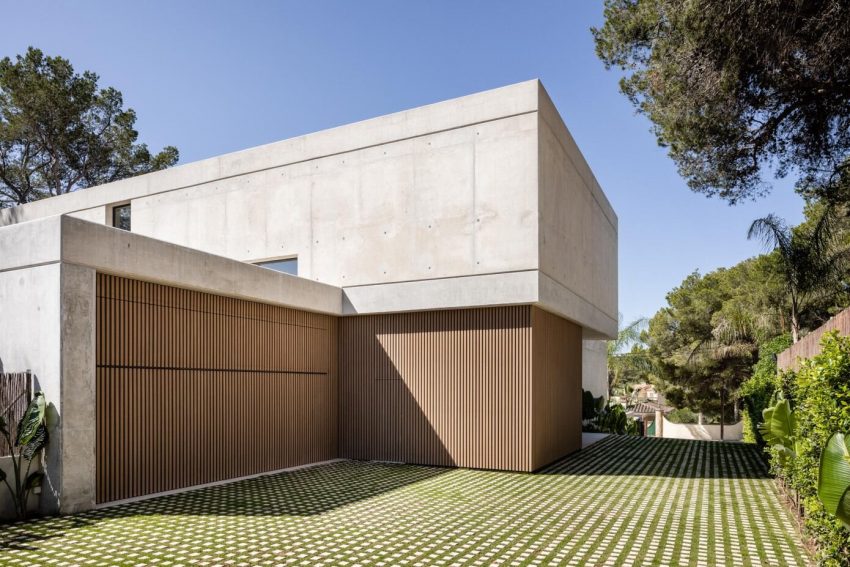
0, 436, 808, 566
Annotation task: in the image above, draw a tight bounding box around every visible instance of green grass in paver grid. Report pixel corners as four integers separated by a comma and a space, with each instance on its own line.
0, 436, 809, 566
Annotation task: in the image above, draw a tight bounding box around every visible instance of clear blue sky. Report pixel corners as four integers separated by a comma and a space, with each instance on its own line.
2, 1, 805, 325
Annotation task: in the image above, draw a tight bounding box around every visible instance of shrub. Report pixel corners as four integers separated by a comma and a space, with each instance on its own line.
772, 331, 850, 566
666, 408, 698, 424
740, 334, 792, 446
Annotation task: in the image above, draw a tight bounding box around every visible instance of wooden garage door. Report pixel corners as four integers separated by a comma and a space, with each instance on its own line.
95, 274, 338, 503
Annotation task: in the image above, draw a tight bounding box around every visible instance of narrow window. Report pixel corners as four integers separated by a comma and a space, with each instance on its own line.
254, 258, 298, 276
112, 204, 131, 231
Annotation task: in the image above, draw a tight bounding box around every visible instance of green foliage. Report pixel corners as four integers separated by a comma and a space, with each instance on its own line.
760, 395, 799, 466
768, 332, 850, 565
0, 47, 179, 207
581, 389, 605, 422
646, 261, 775, 415
647, 202, 850, 422
593, 1, 850, 204
590, 403, 640, 436
748, 208, 850, 343
666, 408, 697, 424
818, 433, 850, 528
740, 335, 791, 445
0, 391, 49, 520
607, 315, 651, 392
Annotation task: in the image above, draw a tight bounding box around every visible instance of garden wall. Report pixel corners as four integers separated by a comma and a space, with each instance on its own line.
777, 307, 850, 370
660, 417, 743, 441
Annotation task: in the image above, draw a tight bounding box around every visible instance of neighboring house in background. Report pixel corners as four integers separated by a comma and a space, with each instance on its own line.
632, 382, 659, 402
0, 80, 617, 514
626, 400, 671, 437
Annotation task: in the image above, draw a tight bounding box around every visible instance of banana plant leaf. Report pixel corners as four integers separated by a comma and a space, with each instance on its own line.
818, 432, 850, 528
21, 424, 48, 460
23, 471, 43, 491
15, 392, 45, 446
760, 398, 796, 452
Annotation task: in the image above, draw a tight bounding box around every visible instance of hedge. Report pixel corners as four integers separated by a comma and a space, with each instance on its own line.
739, 334, 791, 447
772, 331, 850, 566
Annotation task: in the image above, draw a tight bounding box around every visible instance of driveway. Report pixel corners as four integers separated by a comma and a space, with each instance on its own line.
0, 436, 808, 566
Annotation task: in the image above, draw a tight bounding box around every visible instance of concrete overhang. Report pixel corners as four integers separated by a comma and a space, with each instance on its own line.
0, 215, 617, 339
0, 216, 344, 316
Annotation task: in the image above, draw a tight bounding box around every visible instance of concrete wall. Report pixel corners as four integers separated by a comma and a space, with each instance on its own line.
581, 340, 608, 398
0, 263, 62, 515
538, 88, 617, 339
660, 417, 744, 441
0, 216, 348, 514
0, 456, 41, 520
0, 80, 617, 339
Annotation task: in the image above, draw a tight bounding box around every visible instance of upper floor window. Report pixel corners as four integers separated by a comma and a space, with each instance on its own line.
112, 204, 131, 231
254, 258, 298, 276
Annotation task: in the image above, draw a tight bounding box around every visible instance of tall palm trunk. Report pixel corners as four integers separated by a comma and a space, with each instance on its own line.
790, 295, 800, 343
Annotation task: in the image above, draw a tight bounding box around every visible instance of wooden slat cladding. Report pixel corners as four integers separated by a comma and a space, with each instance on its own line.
0, 372, 31, 457
530, 307, 582, 470
339, 306, 534, 471
777, 307, 850, 370
95, 273, 337, 504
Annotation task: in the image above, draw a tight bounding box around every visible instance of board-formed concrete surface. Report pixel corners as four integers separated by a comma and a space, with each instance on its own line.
0, 436, 808, 566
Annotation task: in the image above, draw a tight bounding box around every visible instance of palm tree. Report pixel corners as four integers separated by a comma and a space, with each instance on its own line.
748, 208, 850, 343
686, 309, 771, 439
607, 315, 650, 394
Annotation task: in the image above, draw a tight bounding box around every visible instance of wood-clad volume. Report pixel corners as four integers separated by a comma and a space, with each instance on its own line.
95, 273, 338, 503
339, 306, 582, 472
531, 307, 582, 469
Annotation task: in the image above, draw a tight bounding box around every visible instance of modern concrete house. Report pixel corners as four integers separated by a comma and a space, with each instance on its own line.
0, 80, 617, 514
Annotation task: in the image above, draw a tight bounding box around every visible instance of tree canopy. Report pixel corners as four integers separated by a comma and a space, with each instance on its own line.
593, 1, 850, 204
0, 47, 178, 207
748, 205, 850, 342
645, 205, 850, 413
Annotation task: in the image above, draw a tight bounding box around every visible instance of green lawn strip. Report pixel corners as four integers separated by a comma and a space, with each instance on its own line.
750, 477, 791, 566
726, 444, 758, 567
633, 439, 698, 566
535, 436, 666, 563
672, 442, 699, 567
697, 444, 713, 566
603, 439, 688, 566
0, 439, 811, 566
756, 473, 810, 567
741, 463, 801, 567
731, 458, 773, 566
484, 477, 582, 565
706, 441, 719, 566
761, 461, 810, 567
553, 440, 664, 564
766, 479, 810, 567
566, 438, 674, 565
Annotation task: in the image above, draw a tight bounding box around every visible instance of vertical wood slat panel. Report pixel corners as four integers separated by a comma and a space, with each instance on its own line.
338, 306, 535, 472
530, 306, 583, 470
95, 273, 338, 504
0, 372, 32, 456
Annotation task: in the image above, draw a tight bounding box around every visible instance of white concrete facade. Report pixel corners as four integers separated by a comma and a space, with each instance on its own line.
0, 79, 617, 338
0, 216, 348, 515
0, 81, 617, 514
